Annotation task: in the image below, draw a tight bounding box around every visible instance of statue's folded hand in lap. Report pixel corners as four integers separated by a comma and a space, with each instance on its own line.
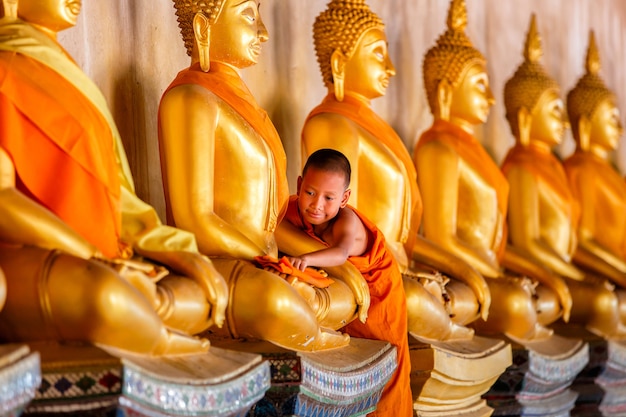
159, 0, 367, 351
414, 0, 570, 342
301, 0, 489, 342
0, 0, 228, 354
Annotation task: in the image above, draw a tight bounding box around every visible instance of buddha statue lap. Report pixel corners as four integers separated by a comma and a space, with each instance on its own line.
501, 17, 626, 339
563, 31, 626, 333
414, 0, 571, 342
301, 0, 490, 341
0, 0, 229, 354
159, 0, 369, 351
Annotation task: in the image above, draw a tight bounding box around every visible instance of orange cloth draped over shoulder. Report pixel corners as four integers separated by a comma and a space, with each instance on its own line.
306, 93, 422, 249
564, 150, 626, 259
0, 51, 121, 258
415, 119, 509, 259
159, 62, 289, 227
501, 143, 580, 232
284, 195, 413, 417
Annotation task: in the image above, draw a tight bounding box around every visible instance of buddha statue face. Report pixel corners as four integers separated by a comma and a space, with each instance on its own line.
448, 62, 494, 126
343, 27, 395, 101
589, 98, 623, 151
529, 90, 566, 147
208, 0, 268, 68
18, 0, 81, 31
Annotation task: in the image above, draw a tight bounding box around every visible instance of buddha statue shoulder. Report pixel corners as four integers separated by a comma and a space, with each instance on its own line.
159, 0, 369, 351
0, 0, 229, 354
414, 0, 570, 342
564, 31, 626, 299
502, 17, 626, 339
301, 0, 490, 341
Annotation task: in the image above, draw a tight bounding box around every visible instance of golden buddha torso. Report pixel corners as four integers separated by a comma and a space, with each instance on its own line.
536, 180, 574, 257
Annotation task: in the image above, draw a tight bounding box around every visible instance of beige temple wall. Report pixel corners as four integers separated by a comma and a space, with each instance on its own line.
58, 0, 626, 219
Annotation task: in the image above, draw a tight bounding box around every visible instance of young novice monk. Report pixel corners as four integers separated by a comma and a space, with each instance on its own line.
283, 148, 413, 416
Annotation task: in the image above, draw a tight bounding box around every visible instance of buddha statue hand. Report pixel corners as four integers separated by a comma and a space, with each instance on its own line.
134, 248, 228, 331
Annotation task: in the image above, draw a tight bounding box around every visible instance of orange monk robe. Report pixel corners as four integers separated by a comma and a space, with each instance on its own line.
305, 93, 422, 253
501, 143, 580, 237
159, 62, 289, 230
563, 150, 626, 260
0, 49, 121, 258
284, 195, 413, 417
415, 119, 510, 259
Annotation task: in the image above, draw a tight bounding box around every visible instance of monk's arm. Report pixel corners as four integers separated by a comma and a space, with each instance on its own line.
0, 147, 96, 259
159, 85, 264, 260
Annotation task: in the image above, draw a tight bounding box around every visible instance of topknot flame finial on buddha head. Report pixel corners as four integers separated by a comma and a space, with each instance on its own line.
313, 0, 384, 97
422, 0, 486, 117
504, 14, 560, 142
567, 30, 616, 145
172, 0, 225, 56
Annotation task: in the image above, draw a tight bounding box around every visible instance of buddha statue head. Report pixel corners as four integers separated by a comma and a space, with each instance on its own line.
567, 31, 623, 152
313, 0, 394, 102
423, 0, 494, 125
504, 14, 565, 148
172, 0, 268, 72
7, 0, 81, 33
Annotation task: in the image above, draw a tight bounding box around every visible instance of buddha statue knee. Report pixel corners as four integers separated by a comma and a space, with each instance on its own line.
160, 0, 364, 351
415, 1, 565, 342
302, 0, 485, 342
0, 246, 209, 354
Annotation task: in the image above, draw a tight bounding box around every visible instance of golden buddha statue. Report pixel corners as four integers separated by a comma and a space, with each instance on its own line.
414, 0, 571, 342
0, 0, 229, 354
502, 17, 626, 338
301, 0, 490, 341
563, 31, 626, 329
159, 0, 368, 351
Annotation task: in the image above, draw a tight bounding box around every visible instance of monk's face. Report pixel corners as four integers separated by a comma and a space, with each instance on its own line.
589, 98, 623, 151
530, 90, 567, 148
18, 0, 81, 31
209, 0, 268, 69
297, 168, 350, 227
343, 27, 395, 100
449, 62, 495, 125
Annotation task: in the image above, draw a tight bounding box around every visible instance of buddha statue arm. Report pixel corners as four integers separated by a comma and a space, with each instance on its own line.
0, 148, 97, 259
275, 220, 370, 323
507, 167, 585, 280
411, 235, 491, 319
159, 84, 267, 260
417, 140, 501, 278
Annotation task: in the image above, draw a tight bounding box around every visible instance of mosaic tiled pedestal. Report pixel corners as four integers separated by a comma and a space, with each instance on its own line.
0, 344, 41, 417
213, 337, 397, 417
484, 334, 589, 417
23, 341, 270, 417
409, 335, 512, 417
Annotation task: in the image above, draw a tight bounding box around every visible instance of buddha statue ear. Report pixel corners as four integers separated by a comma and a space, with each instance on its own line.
517, 107, 532, 147
436, 79, 453, 121
193, 12, 211, 72
331, 49, 347, 102
577, 116, 591, 151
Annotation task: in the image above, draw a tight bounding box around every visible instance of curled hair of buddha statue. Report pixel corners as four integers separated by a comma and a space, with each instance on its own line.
504, 14, 560, 143
172, 0, 225, 57
313, 0, 384, 99
567, 30, 616, 146
422, 0, 486, 115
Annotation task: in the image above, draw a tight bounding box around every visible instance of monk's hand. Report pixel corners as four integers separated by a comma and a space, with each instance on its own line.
138, 249, 228, 328
286, 256, 308, 272
325, 263, 370, 323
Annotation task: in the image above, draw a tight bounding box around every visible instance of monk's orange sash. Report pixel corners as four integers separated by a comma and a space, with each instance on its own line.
306, 93, 422, 245
0, 52, 121, 257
